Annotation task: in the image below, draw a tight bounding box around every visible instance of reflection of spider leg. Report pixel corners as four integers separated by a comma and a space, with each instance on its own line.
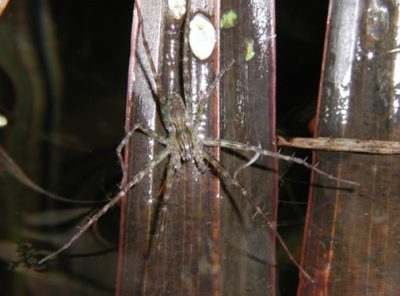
116, 123, 167, 180
204, 138, 359, 186
202, 151, 313, 282
38, 148, 171, 265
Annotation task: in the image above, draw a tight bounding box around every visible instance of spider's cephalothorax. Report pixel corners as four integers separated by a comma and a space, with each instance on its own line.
167, 93, 200, 163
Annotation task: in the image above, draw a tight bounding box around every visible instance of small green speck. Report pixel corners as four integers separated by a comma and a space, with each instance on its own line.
245, 39, 255, 62
220, 10, 238, 29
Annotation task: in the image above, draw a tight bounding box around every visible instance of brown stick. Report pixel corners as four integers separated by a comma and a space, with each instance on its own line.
277, 136, 400, 154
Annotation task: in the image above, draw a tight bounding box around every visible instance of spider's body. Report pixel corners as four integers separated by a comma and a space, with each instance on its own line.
172, 122, 202, 164
168, 101, 201, 164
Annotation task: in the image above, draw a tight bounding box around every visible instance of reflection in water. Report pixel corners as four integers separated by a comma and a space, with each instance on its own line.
336, 83, 350, 126
328, 1, 361, 127
193, 63, 212, 140
389, 3, 400, 123
394, 87, 400, 117
366, 51, 374, 59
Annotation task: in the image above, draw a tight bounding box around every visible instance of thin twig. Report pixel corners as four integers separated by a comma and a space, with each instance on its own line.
277, 136, 400, 154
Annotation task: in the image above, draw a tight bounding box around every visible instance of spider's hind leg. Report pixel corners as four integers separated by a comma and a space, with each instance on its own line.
202, 151, 313, 282
150, 153, 180, 254
204, 138, 359, 186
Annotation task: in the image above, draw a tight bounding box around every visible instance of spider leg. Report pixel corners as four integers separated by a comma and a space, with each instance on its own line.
152, 153, 179, 256
202, 151, 314, 283
135, 3, 172, 129
158, 153, 180, 238
182, 5, 222, 118
193, 61, 235, 129
37, 148, 171, 265
182, 7, 192, 116
117, 123, 167, 181
135, 5, 164, 102
203, 138, 359, 186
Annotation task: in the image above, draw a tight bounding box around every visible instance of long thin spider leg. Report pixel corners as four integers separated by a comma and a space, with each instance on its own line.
157, 153, 179, 248
203, 138, 360, 186
202, 151, 314, 283
135, 4, 164, 102
37, 149, 171, 265
182, 4, 193, 116
193, 60, 235, 129
135, 4, 171, 128
117, 123, 167, 181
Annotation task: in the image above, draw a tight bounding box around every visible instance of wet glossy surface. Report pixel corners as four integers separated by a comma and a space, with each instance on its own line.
299, 0, 400, 294
117, 0, 277, 295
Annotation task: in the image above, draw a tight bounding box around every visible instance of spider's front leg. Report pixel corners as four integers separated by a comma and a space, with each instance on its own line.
135, 3, 175, 131
37, 148, 171, 266
117, 123, 167, 181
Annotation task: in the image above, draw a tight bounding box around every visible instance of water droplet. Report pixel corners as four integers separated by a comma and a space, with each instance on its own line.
366, 0, 389, 41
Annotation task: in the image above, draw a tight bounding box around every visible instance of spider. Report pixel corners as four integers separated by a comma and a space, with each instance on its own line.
36, 2, 357, 283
